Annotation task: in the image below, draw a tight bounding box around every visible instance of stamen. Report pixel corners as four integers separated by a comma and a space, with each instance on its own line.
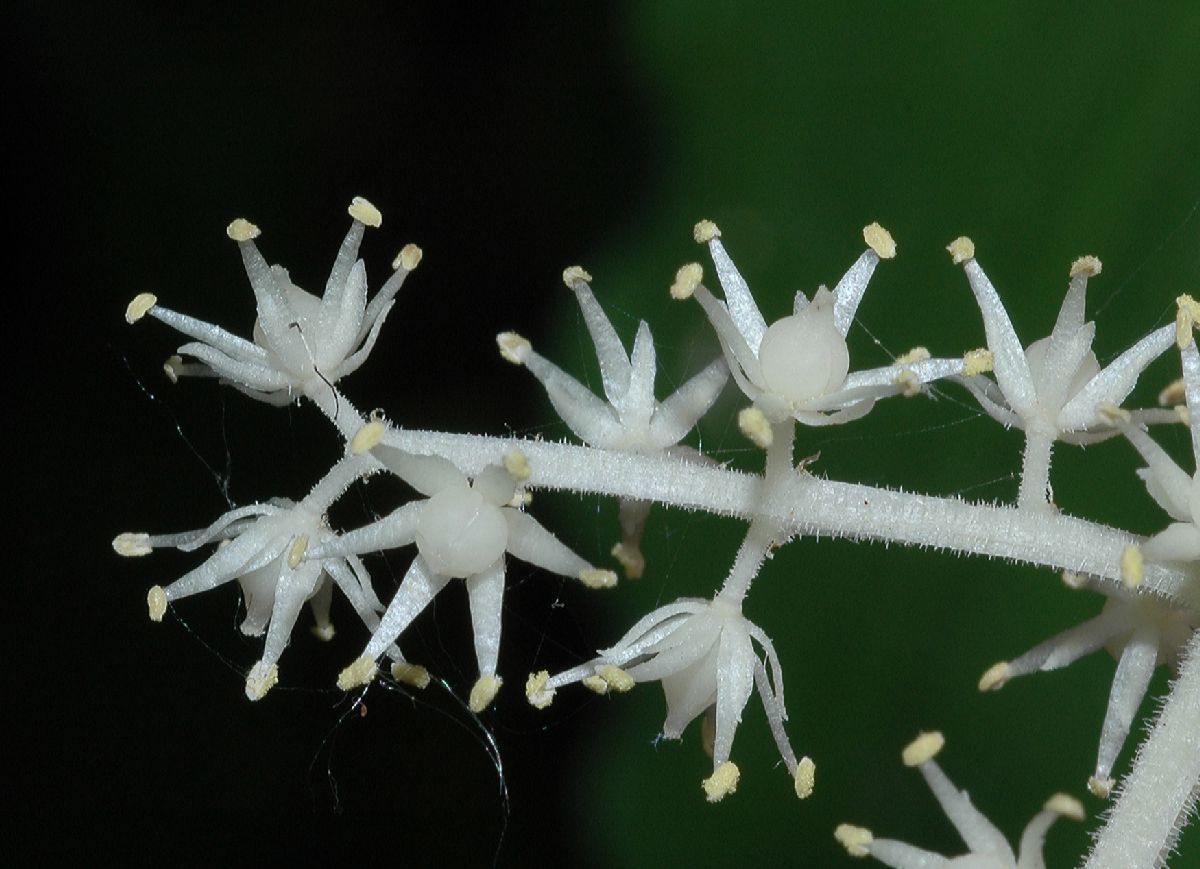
834, 823, 874, 857
794, 756, 816, 799
394, 243, 423, 271
738, 406, 773, 448
525, 670, 555, 709
670, 263, 703, 300
863, 222, 896, 259
978, 661, 1011, 692
125, 293, 157, 324
963, 348, 994, 377
338, 655, 379, 690
946, 236, 975, 265
579, 569, 618, 590
702, 761, 740, 802
147, 585, 167, 622
693, 220, 720, 243
390, 662, 431, 689
113, 532, 152, 557
348, 196, 382, 228
902, 730, 945, 766
469, 674, 503, 713
226, 218, 260, 242
497, 331, 531, 365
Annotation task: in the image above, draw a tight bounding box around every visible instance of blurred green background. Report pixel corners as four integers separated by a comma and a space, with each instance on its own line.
14, 3, 1198, 866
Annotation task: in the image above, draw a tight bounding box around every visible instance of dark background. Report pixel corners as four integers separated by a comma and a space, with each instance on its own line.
10, 3, 1200, 866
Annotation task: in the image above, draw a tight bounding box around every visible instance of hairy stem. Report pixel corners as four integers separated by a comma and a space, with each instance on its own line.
378, 427, 1197, 605
1084, 629, 1200, 869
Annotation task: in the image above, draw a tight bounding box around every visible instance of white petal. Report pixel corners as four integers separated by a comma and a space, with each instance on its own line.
962, 258, 1038, 418
708, 237, 767, 354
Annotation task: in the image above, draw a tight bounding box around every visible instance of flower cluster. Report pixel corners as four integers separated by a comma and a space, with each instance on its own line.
116, 201, 1199, 867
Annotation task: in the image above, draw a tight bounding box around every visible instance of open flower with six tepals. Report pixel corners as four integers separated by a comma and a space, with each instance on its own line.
116, 196, 1199, 867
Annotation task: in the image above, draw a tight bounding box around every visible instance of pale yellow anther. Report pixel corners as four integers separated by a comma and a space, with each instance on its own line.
245, 663, 279, 701
562, 265, 592, 286
963, 348, 994, 377
978, 661, 1011, 692
1061, 569, 1089, 590
1178, 405, 1191, 426
693, 220, 721, 244
226, 218, 260, 242
350, 419, 386, 455
503, 448, 532, 482
1088, 775, 1115, 799
469, 674, 503, 713
287, 534, 309, 569
610, 541, 645, 580
113, 532, 152, 557
1070, 255, 1102, 279
337, 655, 379, 691
163, 356, 183, 383
394, 243, 422, 271
947, 236, 975, 264
670, 263, 703, 300
1176, 295, 1200, 348
1045, 792, 1086, 821
578, 568, 618, 590
597, 664, 635, 692
147, 585, 167, 622
1159, 377, 1186, 408
794, 756, 816, 799
902, 730, 945, 767
738, 406, 773, 448
525, 670, 555, 709
497, 331, 531, 365
582, 674, 609, 694
310, 623, 336, 641
1120, 544, 1144, 589
1097, 401, 1131, 424
863, 222, 896, 260
125, 293, 158, 324
390, 661, 431, 689
835, 824, 874, 858
348, 196, 382, 228
702, 761, 740, 802
895, 346, 931, 366
894, 369, 921, 398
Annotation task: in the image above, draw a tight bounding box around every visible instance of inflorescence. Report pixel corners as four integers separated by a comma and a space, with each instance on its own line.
116, 197, 1199, 865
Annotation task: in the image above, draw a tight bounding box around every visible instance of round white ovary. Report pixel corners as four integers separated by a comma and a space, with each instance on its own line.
1023, 335, 1100, 411
756, 300, 849, 406
416, 486, 508, 578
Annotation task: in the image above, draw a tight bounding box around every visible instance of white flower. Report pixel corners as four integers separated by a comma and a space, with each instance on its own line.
946, 239, 1174, 510
835, 731, 1085, 868
498, 266, 728, 577
675, 221, 965, 435
528, 594, 812, 802
978, 594, 1197, 798
949, 239, 1175, 440
310, 423, 616, 713
112, 457, 387, 701
124, 197, 422, 405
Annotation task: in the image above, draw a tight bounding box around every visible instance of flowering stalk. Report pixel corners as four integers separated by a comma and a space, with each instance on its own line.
1085, 628, 1200, 868
372, 428, 1196, 606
